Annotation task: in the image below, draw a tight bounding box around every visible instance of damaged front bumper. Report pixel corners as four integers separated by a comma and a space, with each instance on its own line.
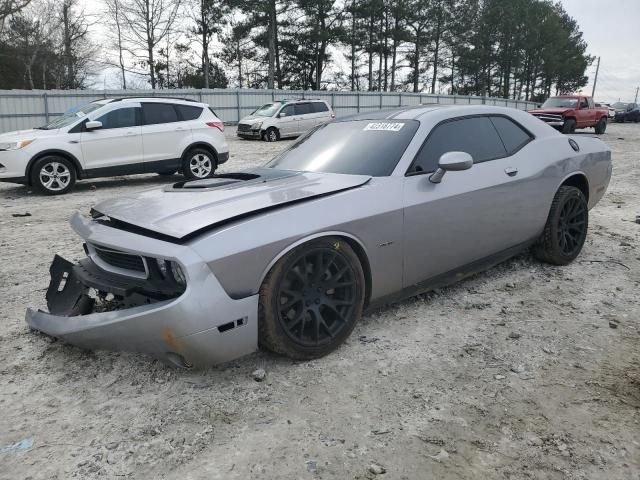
25, 213, 258, 367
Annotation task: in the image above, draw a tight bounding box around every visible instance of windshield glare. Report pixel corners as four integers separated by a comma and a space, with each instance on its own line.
541, 97, 578, 109
252, 103, 282, 117
266, 119, 419, 176
38, 102, 104, 130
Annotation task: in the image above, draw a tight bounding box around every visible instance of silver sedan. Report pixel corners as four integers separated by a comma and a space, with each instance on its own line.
26, 105, 612, 368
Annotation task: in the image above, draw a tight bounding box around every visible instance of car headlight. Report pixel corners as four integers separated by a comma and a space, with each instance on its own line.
251, 121, 263, 130
0, 139, 34, 151
156, 258, 186, 286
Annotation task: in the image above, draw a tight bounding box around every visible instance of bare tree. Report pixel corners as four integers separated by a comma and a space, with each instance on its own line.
103, 0, 127, 88
120, 0, 181, 89
58, 0, 96, 89
0, 0, 30, 34
190, 0, 227, 89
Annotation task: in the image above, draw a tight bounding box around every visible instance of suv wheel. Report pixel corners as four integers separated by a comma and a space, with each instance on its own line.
31, 156, 76, 195
182, 148, 216, 180
264, 127, 279, 142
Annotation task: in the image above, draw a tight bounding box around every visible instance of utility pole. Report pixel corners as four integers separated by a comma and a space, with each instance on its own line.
635, 86, 639, 103
591, 56, 600, 98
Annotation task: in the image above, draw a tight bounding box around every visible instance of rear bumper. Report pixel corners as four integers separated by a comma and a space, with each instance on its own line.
25, 213, 258, 367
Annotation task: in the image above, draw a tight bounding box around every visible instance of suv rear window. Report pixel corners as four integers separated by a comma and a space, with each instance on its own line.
176, 105, 203, 121
312, 102, 329, 113
142, 103, 179, 125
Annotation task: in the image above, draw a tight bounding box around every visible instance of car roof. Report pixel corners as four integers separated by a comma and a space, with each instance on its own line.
99, 97, 206, 106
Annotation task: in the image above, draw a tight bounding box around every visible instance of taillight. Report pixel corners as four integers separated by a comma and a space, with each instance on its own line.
206, 121, 224, 132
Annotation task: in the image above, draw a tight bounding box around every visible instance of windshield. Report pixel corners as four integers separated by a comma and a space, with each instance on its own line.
37, 102, 105, 130
612, 102, 629, 110
266, 119, 419, 176
541, 97, 578, 109
251, 103, 283, 117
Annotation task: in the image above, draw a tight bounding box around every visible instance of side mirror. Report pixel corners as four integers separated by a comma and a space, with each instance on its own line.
279, 112, 287, 118
85, 120, 102, 131
429, 152, 473, 184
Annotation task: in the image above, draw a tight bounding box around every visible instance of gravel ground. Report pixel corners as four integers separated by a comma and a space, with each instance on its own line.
0, 124, 638, 480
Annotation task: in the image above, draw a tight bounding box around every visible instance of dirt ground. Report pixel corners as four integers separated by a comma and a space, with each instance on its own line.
0, 124, 638, 480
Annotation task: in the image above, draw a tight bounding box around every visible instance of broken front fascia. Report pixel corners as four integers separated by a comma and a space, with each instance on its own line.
25, 212, 259, 367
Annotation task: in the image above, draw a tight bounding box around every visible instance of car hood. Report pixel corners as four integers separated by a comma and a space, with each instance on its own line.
0, 128, 59, 142
528, 108, 570, 115
92, 168, 371, 240
238, 115, 269, 124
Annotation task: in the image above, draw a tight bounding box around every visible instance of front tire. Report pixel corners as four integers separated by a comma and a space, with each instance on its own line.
259, 237, 365, 360
594, 118, 607, 134
30, 156, 76, 195
561, 118, 576, 134
533, 186, 588, 265
182, 148, 217, 180
263, 127, 279, 142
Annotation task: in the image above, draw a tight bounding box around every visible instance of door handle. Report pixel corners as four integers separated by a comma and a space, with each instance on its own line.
125, 131, 136, 136
174, 127, 185, 131
504, 167, 518, 177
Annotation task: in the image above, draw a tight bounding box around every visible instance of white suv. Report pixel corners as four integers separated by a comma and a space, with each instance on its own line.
237, 99, 335, 142
0, 97, 228, 195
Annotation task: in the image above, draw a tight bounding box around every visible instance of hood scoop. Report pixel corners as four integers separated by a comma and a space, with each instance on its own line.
168, 169, 297, 191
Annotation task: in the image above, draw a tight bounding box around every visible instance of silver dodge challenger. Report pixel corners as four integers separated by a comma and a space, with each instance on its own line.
26, 105, 612, 368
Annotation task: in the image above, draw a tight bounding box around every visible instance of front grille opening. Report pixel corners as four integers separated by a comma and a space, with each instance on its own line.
237, 124, 252, 132
93, 245, 145, 273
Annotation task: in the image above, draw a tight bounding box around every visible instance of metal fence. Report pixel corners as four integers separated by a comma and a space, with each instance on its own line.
0, 88, 537, 133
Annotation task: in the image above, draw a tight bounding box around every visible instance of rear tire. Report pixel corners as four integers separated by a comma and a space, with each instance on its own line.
561, 118, 576, 134
533, 186, 588, 266
594, 117, 607, 134
259, 237, 365, 360
30, 155, 76, 195
182, 148, 217, 180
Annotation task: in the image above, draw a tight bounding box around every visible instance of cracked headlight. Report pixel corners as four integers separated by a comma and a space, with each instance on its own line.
0, 139, 34, 151
156, 258, 186, 286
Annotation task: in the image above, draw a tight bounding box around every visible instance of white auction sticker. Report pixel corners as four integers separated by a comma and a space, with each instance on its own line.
363, 122, 404, 132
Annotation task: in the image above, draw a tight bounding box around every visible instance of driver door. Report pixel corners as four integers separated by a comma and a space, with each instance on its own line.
402, 115, 542, 288
80, 104, 144, 173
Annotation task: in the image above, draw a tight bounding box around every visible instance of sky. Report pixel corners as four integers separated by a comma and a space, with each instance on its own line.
82, 0, 640, 102
558, 0, 640, 103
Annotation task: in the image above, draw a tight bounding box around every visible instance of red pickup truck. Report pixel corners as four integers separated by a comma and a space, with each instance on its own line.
528, 95, 609, 134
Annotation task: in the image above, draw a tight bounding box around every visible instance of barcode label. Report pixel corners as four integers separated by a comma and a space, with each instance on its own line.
363, 122, 404, 132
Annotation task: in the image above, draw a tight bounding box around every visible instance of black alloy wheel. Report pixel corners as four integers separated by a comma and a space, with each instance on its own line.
556, 194, 588, 257
259, 237, 365, 360
277, 247, 358, 347
533, 186, 588, 265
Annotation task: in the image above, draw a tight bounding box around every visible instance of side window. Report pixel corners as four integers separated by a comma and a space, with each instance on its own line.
175, 105, 203, 121
142, 103, 179, 125
580, 98, 589, 109
280, 104, 296, 117
489, 116, 533, 155
587, 98, 594, 108
412, 117, 507, 174
312, 102, 329, 113
295, 103, 313, 115
95, 107, 139, 129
